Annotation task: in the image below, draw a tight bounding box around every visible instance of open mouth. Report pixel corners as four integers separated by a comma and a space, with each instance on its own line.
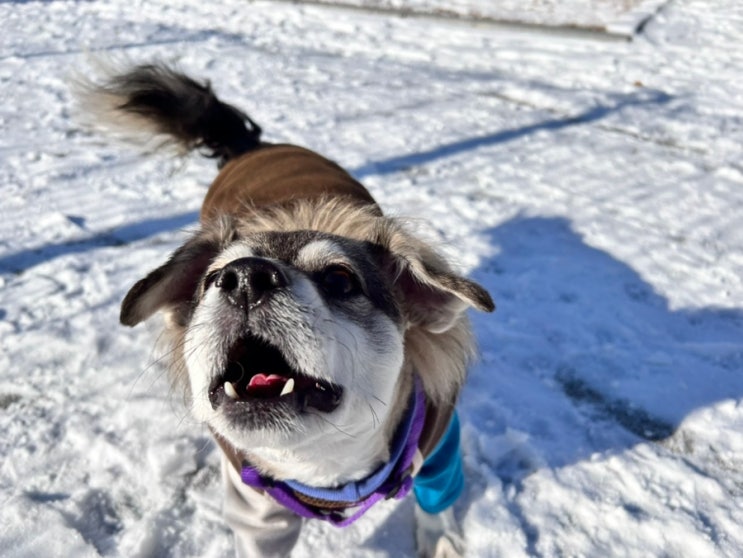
208, 333, 343, 414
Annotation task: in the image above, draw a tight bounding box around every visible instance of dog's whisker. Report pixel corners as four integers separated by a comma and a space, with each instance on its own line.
370, 393, 388, 408
305, 411, 357, 439
367, 402, 380, 430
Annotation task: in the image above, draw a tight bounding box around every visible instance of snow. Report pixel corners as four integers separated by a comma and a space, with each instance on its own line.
1, 0, 743, 556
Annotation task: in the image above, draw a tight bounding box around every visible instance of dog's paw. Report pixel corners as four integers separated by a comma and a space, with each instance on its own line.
414, 505, 466, 558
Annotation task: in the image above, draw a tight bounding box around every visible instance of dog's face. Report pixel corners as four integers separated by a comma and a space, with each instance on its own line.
121, 207, 493, 483
186, 230, 406, 451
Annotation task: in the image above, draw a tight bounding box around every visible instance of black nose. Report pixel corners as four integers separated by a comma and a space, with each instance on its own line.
216, 257, 288, 309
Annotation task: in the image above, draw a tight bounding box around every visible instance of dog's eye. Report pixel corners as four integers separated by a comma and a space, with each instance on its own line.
320, 266, 360, 297
203, 270, 220, 289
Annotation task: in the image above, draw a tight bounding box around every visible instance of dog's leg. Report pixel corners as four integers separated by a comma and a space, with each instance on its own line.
221, 456, 302, 558
414, 504, 466, 558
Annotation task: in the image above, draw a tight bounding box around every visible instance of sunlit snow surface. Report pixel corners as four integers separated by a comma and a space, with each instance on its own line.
1, 1, 742, 556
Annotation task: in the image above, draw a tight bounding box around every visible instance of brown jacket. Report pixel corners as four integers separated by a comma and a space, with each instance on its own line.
201, 144, 378, 222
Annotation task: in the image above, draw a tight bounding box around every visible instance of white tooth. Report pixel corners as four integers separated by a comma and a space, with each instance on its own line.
280, 378, 295, 397
224, 381, 239, 400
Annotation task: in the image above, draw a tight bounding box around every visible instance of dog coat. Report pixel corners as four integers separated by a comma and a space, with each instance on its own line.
200, 144, 380, 222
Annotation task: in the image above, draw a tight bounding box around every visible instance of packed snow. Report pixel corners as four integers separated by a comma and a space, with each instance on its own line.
1, 0, 742, 557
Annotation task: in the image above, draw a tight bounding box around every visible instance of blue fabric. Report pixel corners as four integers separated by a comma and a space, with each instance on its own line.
413, 412, 464, 514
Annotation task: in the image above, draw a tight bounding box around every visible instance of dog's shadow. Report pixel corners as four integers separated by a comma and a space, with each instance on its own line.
462, 215, 743, 477
365, 215, 743, 554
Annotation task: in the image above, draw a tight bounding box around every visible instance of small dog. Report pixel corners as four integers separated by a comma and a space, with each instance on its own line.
81, 63, 493, 557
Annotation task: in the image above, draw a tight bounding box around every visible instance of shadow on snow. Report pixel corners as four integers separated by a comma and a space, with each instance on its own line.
0, 212, 198, 274
463, 216, 743, 474
352, 89, 671, 179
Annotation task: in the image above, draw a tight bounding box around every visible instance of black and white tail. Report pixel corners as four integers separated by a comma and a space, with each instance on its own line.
76, 62, 262, 167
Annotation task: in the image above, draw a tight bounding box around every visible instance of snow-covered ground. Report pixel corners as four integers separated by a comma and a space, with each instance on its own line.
2, 1, 743, 556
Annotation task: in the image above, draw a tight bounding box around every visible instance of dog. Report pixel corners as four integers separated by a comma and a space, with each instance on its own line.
79, 63, 494, 557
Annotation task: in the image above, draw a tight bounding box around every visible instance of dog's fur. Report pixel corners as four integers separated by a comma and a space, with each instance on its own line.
79, 62, 493, 557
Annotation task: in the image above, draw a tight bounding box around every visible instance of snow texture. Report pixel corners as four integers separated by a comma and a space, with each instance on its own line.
1, 0, 743, 557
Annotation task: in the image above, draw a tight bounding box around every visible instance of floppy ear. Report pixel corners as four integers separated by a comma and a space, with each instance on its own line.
120, 238, 215, 326
391, 241, 494, 334
120, 220, 234, 327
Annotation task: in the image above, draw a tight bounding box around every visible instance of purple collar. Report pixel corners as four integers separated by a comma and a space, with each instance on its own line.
240, 377, 427, 527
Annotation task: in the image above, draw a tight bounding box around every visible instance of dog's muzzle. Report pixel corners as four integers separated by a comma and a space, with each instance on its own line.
207, 257, 344, 416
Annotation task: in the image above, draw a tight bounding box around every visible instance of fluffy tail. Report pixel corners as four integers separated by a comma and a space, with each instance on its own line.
76, 62, 262, 167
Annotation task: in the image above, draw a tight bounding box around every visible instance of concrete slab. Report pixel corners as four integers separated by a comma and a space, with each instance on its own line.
285, 0, 669, 37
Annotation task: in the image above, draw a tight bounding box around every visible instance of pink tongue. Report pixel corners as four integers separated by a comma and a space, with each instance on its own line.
248, 374, 287, 389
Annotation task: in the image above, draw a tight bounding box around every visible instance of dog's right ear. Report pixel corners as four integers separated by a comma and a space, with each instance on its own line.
120, 235, 218, 327
120, 220, 234, 327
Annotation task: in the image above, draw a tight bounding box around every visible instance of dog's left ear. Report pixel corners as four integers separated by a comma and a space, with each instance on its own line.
389, 240, 494, 334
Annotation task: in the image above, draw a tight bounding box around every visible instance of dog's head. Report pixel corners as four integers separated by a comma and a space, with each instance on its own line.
122, 200, 493, 483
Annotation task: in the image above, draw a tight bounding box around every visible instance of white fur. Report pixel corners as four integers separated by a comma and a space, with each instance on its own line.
295, 239, 345, 269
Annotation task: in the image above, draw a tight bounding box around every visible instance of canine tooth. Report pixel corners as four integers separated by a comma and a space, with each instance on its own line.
224, 381, 239, 400
280, 378, 295, 397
